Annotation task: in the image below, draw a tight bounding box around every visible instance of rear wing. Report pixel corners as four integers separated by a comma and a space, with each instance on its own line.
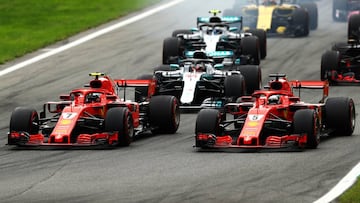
114, 79, 157, 100
290, 80, 329, 103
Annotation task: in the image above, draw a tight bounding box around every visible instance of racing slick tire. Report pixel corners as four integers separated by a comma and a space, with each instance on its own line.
332, 0, 347, 21
195, 109, 221, 148
320, 50, 340, 82
293, 109, 320, 149
149, 95, 180, 134
292, 8, 309, 37
348, 14, 360, 40
135, 74, 154, 102
9, 107, 39, 145
172, 29, 192, 37
325, 97, 355, 136
224, 74, 246, 101
241, 36, 260, 65
163, 37, 181, 64
299, 2, 318, 30
247, 29, 267, 59
105, 107, 134, 147
236, 65, 262, 95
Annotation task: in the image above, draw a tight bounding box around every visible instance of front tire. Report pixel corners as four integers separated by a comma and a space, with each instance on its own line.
105, 107, 134, 147
293, 109, 319, 149
9, 107, 39, 145
195, 109, 221, 148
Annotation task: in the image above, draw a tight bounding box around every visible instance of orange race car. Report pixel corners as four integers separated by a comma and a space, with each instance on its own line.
195, 74, 355, 151
8, 72, 180, 148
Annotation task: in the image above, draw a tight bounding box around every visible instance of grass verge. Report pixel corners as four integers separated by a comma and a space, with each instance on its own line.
0, 0, 161, 64
338, 177, 360, 203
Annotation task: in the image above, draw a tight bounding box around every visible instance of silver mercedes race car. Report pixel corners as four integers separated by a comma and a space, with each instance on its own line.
163, 10, 267, 65
151, 51, 262, 109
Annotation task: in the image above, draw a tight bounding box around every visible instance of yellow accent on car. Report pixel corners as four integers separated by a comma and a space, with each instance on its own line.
257, 6, 275, 30
276, 26, 286, 34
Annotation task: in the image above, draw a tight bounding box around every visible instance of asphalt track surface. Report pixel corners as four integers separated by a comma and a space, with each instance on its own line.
0, 0, 359, 202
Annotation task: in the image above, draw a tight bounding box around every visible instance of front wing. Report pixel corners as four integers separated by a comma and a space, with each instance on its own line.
195, 133, 308, 151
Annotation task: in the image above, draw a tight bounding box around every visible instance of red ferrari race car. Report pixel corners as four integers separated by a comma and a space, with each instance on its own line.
321, 14, 360, 84
7, 72, 180, 148
195, 74, 355, 151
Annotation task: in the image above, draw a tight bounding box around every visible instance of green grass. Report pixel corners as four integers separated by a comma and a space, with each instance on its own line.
0, 0, 161, 64
338, 177, 360, 203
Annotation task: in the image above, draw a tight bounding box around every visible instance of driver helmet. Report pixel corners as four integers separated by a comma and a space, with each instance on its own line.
193, 63, 206, 72
268, 95, 281, 104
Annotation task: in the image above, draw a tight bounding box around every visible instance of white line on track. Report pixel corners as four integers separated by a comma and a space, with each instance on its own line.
314, 162, 360, 203
0, 0, 184, 77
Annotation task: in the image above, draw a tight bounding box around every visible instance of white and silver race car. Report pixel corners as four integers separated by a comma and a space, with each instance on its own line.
153, 51, 262, 109
163, 10, 267, 65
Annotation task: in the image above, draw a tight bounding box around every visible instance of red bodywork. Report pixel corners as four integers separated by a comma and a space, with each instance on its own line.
8, 73, 158, 147
196, 74, 329, 150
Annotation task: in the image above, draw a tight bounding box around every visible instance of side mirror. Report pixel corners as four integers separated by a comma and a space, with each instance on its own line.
229, 27, 238, 32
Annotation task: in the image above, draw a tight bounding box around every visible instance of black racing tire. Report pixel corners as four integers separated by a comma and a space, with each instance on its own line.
247, 29, 267, 59
195, 109, 221, 148
325, 97, 356, 136
320, 50, 340, 81
10, 107, 39, 134
292, 8, 310, 37
105, 107, 134, 146
149, 95, 180, 134
224, 74, 246, 101
333, 0, 347, 21
293, 109, 319, 149
348, 14, 360, 40
163, 37, 181, 64
241, 36, 260, 65
300, 2, 318, 30
171, 29, 192, 37
135, 74, 154, 102
9, 107, 39, 145
236, 65, 262, 95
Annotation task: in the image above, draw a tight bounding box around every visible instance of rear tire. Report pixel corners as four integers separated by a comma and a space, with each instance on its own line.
300, 2, 318, 30
320, 50, 340, 81
325, 97, 355, 136
224, 74, 246, 101
149, 95, 180, 134
105, 107, 134, 146
293, 109, 319, 149
241, 36, 260, 65
292, 8, 309, 37
247, 29, 267, 59
236, 65, 262, 95
348, 14, 360, 40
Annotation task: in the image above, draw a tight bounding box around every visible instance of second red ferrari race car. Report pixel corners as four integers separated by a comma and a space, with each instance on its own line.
8, 72, 180, 148
195, 74, 355, 151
